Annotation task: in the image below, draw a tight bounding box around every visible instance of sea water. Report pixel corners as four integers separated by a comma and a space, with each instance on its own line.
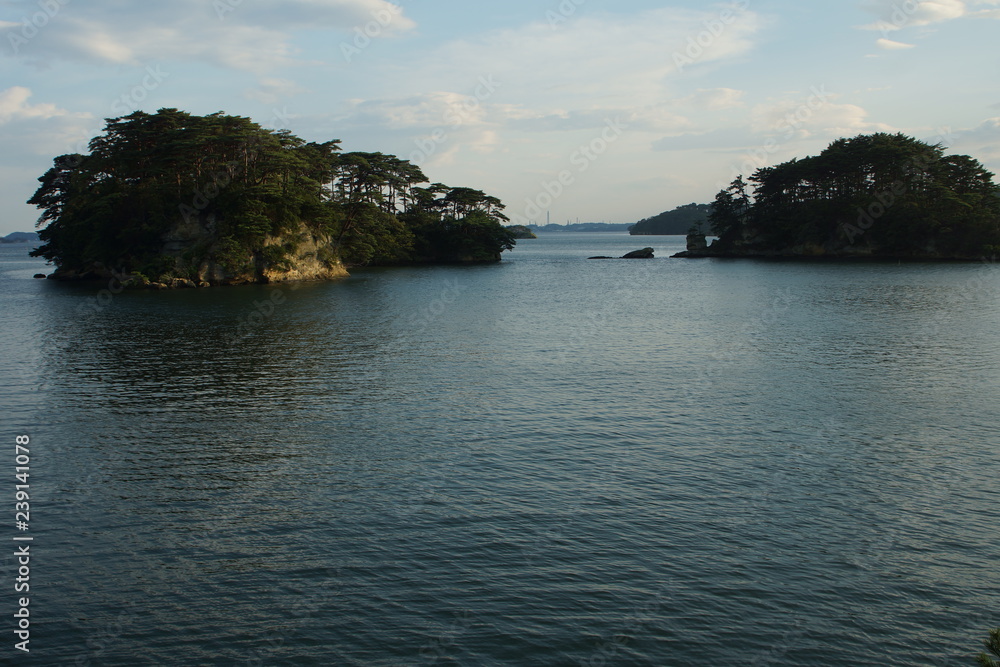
1, 235, 997, 665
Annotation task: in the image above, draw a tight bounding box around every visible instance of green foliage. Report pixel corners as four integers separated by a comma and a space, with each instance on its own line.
505, 225, 537, 239
709, 177, 751, 241
978, 628, 1000, 667
28, 109, 515, 282
137, 254, 179, 282
258, 245, 294, 271
708, 133, 1000, 257
212, 236, 253, 275
404, 208, 515, 263
336, 203, 415, 266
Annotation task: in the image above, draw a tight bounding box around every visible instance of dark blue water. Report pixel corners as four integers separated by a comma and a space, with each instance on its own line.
1, 236, 998, 665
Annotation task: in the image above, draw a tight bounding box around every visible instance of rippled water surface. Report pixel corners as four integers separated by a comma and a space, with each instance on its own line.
2, 235, 998, 665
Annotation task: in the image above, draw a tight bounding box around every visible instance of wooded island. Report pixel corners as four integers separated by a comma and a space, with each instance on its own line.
29, 109, 516, 286
678, 133, 1000, 259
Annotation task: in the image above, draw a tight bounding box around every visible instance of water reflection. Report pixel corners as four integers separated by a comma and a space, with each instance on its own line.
5, 241, 999, 664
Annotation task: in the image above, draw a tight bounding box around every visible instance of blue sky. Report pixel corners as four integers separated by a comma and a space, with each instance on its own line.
1, 0, 999, 235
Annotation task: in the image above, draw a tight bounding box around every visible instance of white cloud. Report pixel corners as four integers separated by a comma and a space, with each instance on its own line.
857, 0, 1000, 48
335, 8, 758, 143
340, 92, 496, 131
218, 0, 414, 31
0, 87, 80, 124
0, 88, 93, 163
680, 88, 746, 111
751, 95, 894, 141
970, 0, 1000, 14
942, 117, 1000, 167
859, 0, 967, 32
503, 106, 688, 133
414, 8, 760, 110
245, 78, 311, 105
0, 0, 414, 72
876, 38, 916, 49
651, 127, 756, 152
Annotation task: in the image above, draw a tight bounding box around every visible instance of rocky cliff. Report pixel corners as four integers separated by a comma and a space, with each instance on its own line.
49, 220, 348, 287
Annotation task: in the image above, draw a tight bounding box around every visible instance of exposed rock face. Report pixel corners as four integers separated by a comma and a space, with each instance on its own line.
622, 247, 655, 259
260, 231, 348, 284
47, 220, 349, 288
686, 233, 708, 254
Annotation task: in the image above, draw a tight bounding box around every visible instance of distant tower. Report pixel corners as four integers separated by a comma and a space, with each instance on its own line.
547, 211, 550, 225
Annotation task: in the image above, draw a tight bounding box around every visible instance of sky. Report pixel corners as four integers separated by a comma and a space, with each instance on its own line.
1, 0, 999, 235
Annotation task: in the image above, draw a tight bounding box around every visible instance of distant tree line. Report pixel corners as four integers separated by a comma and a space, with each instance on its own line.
29, 109, 515, 280
705, 133, 1000, 258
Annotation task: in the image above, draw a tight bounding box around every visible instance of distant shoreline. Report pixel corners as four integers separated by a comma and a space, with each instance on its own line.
672, 247, 996, 262
529, 223, 632, 233
1, 232, 40, 245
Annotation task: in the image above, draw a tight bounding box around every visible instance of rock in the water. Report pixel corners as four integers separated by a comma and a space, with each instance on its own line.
33, 273, 46, 279
686, 232, 708, 253
621, 247, 654, 259
588, 256, 615, 259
